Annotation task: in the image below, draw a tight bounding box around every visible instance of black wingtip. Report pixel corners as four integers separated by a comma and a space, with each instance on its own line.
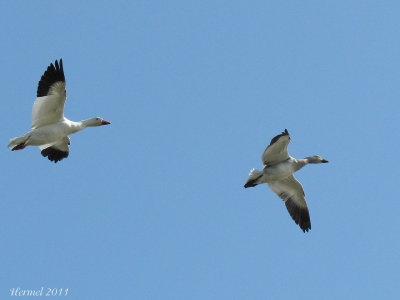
285, 198, 311, 233
301, 223, 311, 232
269, 129, 290, 146
41, 147, 68, 163
58, 58, 63, 72
37, 59, 66, 97
300, 222, 311, 233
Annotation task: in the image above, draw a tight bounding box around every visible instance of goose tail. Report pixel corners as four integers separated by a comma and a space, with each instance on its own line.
8, 135, 29, 151
244, 168, 264, 188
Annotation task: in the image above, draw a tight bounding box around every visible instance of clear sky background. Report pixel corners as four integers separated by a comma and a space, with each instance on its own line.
0, 1, 399, 299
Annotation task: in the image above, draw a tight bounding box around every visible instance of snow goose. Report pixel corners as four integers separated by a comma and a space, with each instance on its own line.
244, 129, 328, 232
8, 59, 111, 163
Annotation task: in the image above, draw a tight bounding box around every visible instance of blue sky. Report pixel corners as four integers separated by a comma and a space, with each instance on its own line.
1, 1, 399, 299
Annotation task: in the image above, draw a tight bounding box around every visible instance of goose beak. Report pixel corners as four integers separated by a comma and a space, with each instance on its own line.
321, 159, 328, 163
101, 120, 111, 125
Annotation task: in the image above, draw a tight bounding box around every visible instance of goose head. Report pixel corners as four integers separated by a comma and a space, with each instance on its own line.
84, 117, 111, 127
306, 155, 328, 164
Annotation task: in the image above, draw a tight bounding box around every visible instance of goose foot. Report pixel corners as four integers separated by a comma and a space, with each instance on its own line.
12, 143, 26, 151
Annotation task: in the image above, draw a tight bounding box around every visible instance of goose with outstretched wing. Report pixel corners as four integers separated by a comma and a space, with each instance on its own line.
8, 59, 110, 163
244, 129, 328, 232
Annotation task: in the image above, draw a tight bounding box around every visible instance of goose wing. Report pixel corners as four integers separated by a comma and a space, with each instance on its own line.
31, 59, 66, 129
267, 175, 311, 232
39, 136, 70, 163
261, 129, 290, 167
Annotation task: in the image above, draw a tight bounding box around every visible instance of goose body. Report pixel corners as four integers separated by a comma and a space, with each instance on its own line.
244, 129, 328, 232
8, 59, 110, 163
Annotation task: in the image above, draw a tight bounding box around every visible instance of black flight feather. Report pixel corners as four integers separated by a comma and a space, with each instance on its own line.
269, 129, 289, 146
37, 59, 65, 97
285, 197, 311, 232
41, 147, 68, 163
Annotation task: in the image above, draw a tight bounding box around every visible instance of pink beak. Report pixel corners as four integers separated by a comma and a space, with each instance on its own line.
101, 120, 111, 125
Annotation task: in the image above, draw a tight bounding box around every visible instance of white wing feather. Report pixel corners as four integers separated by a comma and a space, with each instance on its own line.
31, 82, 66, 129
267, 175, 311, 232
261, 132, 290, 166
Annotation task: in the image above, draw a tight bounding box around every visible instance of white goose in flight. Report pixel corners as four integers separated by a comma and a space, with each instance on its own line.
244, 129, 328, 232
8, 59, 110, 163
